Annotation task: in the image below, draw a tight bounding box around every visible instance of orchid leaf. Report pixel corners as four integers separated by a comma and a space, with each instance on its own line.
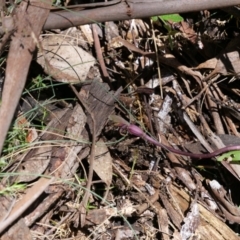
151, 14, 183, 23
216, 150, 240, 162
151, 14, 183, 25
159, 14, 183, 23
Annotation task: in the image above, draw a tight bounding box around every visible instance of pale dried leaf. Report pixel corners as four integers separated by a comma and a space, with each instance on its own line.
208, 180, 240, 217
92, 139, 112, 186
37, 35, 96, 83
80, 25, 94, 45
228, 164, 240, 180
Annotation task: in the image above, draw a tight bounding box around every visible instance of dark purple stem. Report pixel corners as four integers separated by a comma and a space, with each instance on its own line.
124, 123, 240, 159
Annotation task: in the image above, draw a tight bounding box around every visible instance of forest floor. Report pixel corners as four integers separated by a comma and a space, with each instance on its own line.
1, 3, 240, 240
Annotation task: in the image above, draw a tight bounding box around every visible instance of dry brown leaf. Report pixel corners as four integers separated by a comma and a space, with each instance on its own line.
180, 21, 197, 44
194, 58, 218, 70
195, 50, 240, 77
14, 144, 52, 183
194, 36, 240, 79
1, 219, 32, 240
85, 209, 108, 226
105, 22, 119, 42
115, 228, 137, 239
158, 53, 202, 82
66, 103, 87, 140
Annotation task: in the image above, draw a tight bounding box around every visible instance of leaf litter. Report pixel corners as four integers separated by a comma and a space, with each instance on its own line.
1, 5, 240, 240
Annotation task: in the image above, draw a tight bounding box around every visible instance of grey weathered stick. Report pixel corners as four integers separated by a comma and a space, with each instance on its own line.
44, 0, 240, 30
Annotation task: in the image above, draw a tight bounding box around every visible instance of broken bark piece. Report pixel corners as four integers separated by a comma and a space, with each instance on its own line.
80, 81, 122, 138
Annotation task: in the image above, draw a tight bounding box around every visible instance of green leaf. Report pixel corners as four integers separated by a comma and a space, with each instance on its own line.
216, 150, 240, 162
160, 14, 183, 23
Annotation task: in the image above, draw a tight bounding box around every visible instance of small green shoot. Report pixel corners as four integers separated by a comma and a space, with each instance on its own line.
0, 157, 7, 170
0, 182, 26, 196
86, 201, 97, 212
29, 75, 47, 91
3, 125, 27, 155
151, 14, 183, 50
